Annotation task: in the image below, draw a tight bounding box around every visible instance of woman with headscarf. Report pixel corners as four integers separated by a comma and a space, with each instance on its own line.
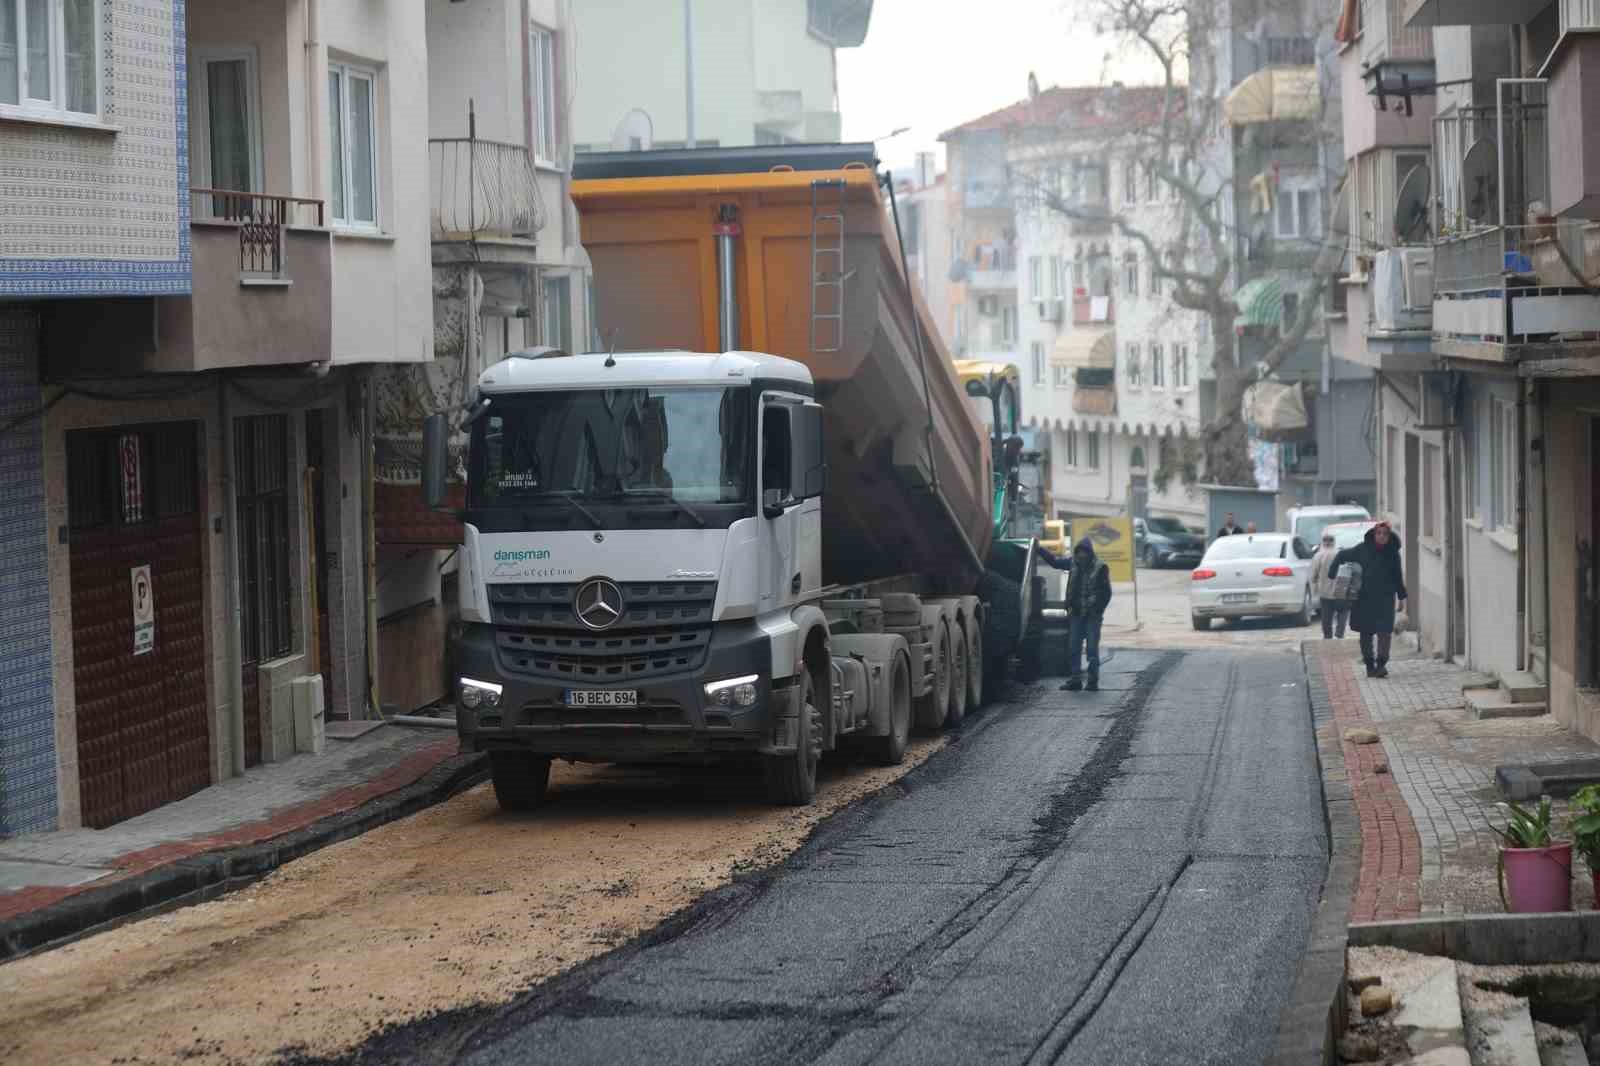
1330, 519, 1407, 678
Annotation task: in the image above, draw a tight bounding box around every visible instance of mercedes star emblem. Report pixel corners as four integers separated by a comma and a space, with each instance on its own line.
574, 578, 624, 631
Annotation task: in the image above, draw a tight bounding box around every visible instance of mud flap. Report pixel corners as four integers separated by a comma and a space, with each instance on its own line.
758, 683, 801, 755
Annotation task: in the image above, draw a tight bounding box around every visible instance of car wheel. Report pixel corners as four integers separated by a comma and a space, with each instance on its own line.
1142, 545, 1158, 569
1293, 588, 1313, 627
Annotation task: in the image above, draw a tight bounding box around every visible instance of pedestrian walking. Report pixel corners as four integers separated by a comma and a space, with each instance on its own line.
1058, 537, 1113, 692
1216, 512, 1243, 539
1330, 519, 1407, 678
1310, 532, 1349, 639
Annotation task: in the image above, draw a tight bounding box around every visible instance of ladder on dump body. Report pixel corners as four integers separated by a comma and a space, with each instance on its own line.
810, 178, 850, 353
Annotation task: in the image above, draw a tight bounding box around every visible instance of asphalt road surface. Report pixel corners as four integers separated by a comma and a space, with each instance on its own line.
328, 649, 1327, 1066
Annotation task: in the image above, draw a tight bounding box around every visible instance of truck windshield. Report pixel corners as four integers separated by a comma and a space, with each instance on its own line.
467, 387, 753, 524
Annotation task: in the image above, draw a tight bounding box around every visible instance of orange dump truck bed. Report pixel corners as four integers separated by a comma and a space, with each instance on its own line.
571, 157, 993, 591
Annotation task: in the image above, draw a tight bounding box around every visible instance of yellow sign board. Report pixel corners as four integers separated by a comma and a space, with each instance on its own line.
1069, 516, 1135, 583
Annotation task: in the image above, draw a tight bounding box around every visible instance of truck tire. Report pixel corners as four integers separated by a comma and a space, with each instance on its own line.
945, 627, 970, 727
966, 620, 985, 709
1017, 630, 1043, 684
489, 752, 552, 813
764, 672, 822, 805
978, 571, 1022, 656
866, 653, 912, 766
914, 621, 951, 732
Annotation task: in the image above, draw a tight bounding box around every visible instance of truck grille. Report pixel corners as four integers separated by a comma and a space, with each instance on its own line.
488, 581, 717, 682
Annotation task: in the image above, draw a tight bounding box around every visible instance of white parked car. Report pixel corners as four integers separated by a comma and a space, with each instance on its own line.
1285, 504, 1371, 549
1190, 532, 1316, 630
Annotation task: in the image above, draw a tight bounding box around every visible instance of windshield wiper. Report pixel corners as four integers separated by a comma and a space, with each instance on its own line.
524, 491, 603, 530
608, 489, 709, 528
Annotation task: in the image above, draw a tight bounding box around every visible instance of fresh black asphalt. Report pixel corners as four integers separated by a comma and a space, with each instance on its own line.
319, 649, 1327, 1066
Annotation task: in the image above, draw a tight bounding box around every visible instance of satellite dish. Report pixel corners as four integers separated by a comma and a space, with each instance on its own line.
1461, 138, 1498, 224
1394, 164, 1430, 244
611, 109, 654, 152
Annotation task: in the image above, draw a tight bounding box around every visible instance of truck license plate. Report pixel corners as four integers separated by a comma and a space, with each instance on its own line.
564, 689, 638, 708
1221, 593, 1256, 604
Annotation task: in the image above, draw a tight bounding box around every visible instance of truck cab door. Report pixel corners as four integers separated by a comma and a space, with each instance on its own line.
759, 398, 801, 610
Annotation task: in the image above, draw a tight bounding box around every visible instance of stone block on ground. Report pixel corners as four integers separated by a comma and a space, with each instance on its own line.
1462, 994, 1540, 1066
1466, 689, 1549, 720
1534, 1023, 1587, 1066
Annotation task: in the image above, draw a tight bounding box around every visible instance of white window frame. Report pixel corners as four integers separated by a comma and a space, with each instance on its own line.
192, 49, 263, 196
529, 23, 560, 168
0, 0, 101, 123
1053, 364, 1071, 389
1123, 160, 1137, 205
543, 273, 573, 352
1123, 255, 1139, 298
1126, 342, 1142, 388
1048, 254, 1062, 299
1031, 341, 1046, 385
1065, 428, 1079, 466
1275, 181, 1321, 240
329, 60, 381, 231
1175, 342, 1191, 389
1000, 304, 1018, 346
1150, 342, 1165, 388
1028, 255, 1043, 300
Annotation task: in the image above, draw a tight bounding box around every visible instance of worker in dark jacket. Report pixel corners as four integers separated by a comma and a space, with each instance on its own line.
1330, 519, 1407, 678
1043, 537, 1113, 692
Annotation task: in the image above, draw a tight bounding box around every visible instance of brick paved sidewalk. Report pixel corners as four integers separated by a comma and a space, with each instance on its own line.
1305, 641, 1600, 922
0, 725, 460, 924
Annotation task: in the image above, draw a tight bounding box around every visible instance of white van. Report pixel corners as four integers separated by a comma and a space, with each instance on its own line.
1285, 504, 1372, 547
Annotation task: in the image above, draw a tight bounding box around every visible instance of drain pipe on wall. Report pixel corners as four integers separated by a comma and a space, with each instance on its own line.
363, 372, 381, 719
1516, 378, 1529, 673
220, 377, 246, 776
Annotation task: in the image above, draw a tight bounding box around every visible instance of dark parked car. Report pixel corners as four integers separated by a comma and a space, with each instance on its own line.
1135, 516, 1205, 569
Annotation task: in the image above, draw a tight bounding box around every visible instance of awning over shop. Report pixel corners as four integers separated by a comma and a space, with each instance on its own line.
1234, 276, 1283, 329
1224, 67, 1319, 126
1051, 328, 1116, 369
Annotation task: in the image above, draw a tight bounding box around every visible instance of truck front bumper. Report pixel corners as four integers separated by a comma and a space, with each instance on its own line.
451, 621, 784, 762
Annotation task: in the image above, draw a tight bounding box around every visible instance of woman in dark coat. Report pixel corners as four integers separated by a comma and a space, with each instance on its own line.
1329, 519, 1408, 678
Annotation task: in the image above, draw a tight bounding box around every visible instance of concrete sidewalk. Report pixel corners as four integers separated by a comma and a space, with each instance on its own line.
1304, 640, 1600, 922
0, 723, 483, 956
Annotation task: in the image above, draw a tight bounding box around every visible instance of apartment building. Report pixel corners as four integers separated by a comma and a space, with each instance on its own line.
370, 0, 592, 715
0, 0, 432, 834
569, 0, 872, 153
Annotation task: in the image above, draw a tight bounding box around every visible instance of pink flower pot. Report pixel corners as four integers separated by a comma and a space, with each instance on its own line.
1500, 844, 1573, 913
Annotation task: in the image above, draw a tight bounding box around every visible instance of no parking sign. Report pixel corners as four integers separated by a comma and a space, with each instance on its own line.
131, 564, 155, 655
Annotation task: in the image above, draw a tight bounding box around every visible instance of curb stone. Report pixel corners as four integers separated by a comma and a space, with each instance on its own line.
1268, 643, 1362, 1066
1349, 912, 1600, 965
0, 752, 488, 963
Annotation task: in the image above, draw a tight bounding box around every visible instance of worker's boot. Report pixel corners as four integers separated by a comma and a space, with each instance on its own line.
1374, 659, 1389, 679
1086, 675, 1099, 692
1061, 676, 1083, 692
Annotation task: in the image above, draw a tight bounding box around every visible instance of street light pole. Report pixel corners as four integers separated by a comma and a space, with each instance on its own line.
684, 0, 696, 147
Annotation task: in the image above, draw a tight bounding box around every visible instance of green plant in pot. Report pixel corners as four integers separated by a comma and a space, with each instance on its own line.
1570, 785, 1600, 910
1493, 796, 1572, 913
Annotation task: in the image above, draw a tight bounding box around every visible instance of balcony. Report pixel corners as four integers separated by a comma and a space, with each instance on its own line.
429, 137, 547, 243
1361, 0, 1435, 64
1403, 0, 1548, 26
965, 243, 1017, 290
1073, 293, 1115, 325
1072, 386, 1117, 416
1432, 222, 1600, 358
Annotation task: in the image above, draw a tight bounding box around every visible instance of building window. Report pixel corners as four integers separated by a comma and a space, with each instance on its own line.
1048, 254, 1062, 298
1031, 341, 1046, 385
1150, 342, 1165, 388
529, 23, 559, 166
236, 415, 293, 664
1065, 428, 1079, 466
1087, 430, 1101, 469
1072, 246, 1085, 288
1144, 160, 1158, 202
329, 62, 379, 228
1001, 304, 1018, 345
1422, 442, 1440, 541
194, 51, 262, 210
1275, 183, 1321, 240
1385, 426, 1399, 514
1489, 398, 1516, 530
0, 0, 98, 117
1029, 256, 1043, 300
1149, 260, 1161, 297
543, 275, 573, 352
1053, 364, 1072, 389
1123, 159, 1137, 205
1126, 342, 1142, 387
1174, 342, 1191, 388
1123, 254, 1139, 298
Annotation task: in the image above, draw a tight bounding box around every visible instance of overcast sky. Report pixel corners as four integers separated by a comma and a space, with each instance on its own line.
837, 0, 1167, 175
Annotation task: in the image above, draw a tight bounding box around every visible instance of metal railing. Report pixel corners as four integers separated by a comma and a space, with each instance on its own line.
429, 136, 547, 240
1562, 0, 1600, 31
1360, 0, 1432, 61
1433, 90, 1548, 237
190, 189, 324, 278
1433, 221, 1596, 295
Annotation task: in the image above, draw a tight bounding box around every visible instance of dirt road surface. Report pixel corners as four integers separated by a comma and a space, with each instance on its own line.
0, 742, 940, 1066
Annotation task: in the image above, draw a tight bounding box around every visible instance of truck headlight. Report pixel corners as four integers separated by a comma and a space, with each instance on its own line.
703, 674, 760, 708
459, 677, 503, 710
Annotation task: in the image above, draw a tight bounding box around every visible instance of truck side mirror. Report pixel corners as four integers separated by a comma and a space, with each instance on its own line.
763, 488, 787, 518
796, 402, 828, 500
422, 412, 449, 511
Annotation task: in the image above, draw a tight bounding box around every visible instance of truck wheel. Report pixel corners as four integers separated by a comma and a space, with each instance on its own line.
945, 628, 970, 727
966, 622, 986, 709
489, 752, 552, 813
914, 621, 951, 732
866, 653, 912, 766
764, 672, 822, 806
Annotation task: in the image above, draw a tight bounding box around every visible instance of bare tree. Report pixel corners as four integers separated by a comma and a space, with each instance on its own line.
1018, 0, 1340, 487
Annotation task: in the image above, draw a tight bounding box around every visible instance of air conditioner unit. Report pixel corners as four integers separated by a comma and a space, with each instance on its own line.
1371, 248, 1432, 333
978, 296, 999, 317
1038, 299, 1064, 322
1401, 248, 1434, 311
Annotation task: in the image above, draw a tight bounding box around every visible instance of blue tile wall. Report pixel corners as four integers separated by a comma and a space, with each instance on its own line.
0, 311, 56, 836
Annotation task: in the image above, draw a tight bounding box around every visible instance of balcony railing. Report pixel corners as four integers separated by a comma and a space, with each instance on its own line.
1073, 293, 1114, 324
1361, 0, 1434, 60
1436, 221, 1598, 294
1562, 0, 1600, 31
429, 137, 547, 241
191, 189, 324, 279
1433, 90, 1547, 236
